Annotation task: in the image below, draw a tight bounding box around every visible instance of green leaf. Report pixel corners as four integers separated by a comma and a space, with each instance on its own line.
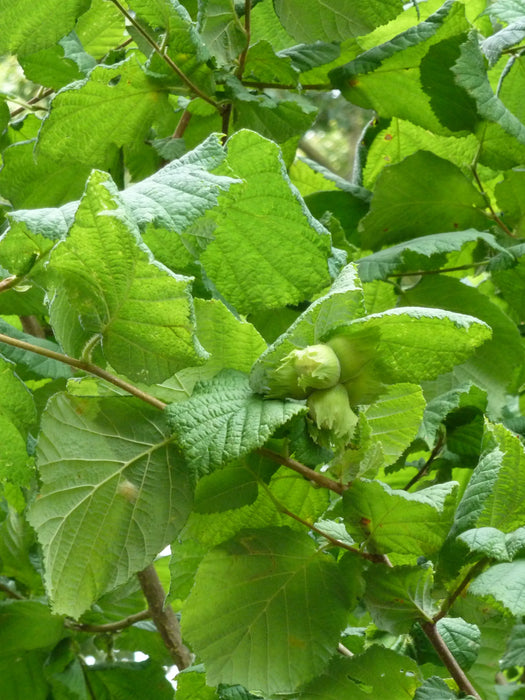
363, 565, 437, 634
402, 275, 525, 403
273, 0, 403, 43
495, 170, 525, 236
0, 600, 64, 655
48, 169, 205, 384
329, 1, 469, 134
200, 130, 332, 314
233, 94, 317, 145
470, 560, 525, 616
176, 668, 219, 700
182, 526, 350, 694
86, 660, 175, 699
482, 21, 525, 67
0, 0, 90, 55
0, 652, 49, 700
18, 42, 85, 90
28, 393, 194, 618
167, 370, 306, 474
453, 32, 525, 147
299, 646, 421, 699
344, 480, 457, 555
199, 0, 247, 65
36, 58, 172, 169
0, 319, 72, 380
360, 383, 426, 467
74, 0, 126, 60
414, 676, 458, 699
243, 40, 298, 85
436, 616, 480, 670
358, 230, 510, 282
359, 151, 488, 250
250, 264, 366, 394
501, 624, 525, 668
489, 0, 525, 23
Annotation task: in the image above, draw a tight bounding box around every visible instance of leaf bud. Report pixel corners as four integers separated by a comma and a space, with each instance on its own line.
307, 384, 358, 443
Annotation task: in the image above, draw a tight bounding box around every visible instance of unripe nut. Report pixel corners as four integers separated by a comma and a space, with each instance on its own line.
291, 344, 341, 390
326, 334, 373, 383
307, 384, 358, 442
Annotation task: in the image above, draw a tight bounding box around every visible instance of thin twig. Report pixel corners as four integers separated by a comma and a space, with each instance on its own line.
0, 581, 24, 599
433, 559, 488, 623
173, 108, 193, 138
421, 621, 481, 698
235, 0, 251, 80
108, 0, 219, 110
386, 261, 490, 279
404, 433, 445, 491
241, 80, 330, 90
66, 609, 151, 634
257, 447, 345, 494
9, 88, 54, 118
0, 332, 167, 411
471, 166, 516, 238
137, 565, 192, 669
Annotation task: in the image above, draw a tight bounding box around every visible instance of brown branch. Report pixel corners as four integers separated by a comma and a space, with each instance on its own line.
0, 276, 19, 292
137, 565, 192, 669
235, 0, 251, 80
19, 315, 46, 339
0, 332, 167, 411
66, 609, 151, 634
421, 621, 481, 698
257, 447, 345, 494
9, 88, 54, 118
108, 0, 219, 110
403, 433, 444, 491
173, 108, 193, 138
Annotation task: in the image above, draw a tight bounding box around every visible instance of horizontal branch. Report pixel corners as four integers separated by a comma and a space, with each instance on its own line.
66, 609, 151, 634
0, 332, 167, 411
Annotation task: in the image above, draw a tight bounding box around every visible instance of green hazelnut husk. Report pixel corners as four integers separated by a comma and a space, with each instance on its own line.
307, 384, 358, 443
326, 334, 376, 383
292, 344, 341, 390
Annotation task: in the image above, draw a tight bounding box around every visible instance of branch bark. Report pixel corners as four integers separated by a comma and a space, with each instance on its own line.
137, 565, 192, 669
257, 447, 345, 494
66, 609, 151, 634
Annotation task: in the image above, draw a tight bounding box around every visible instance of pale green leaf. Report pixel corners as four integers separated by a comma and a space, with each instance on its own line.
0, 0, 90, 55
273, 0, 403, 43
74, 0, 126, 59
489, 0, 525, 23
403, 275, 525, 402
436, 616, 480, 670
300, 646, 421, 699
458, 526, 525, 562
359, 151, 488, 250
36, 58, 172, 169
48, 170, 205, 384
182, 526, 349, 695
482, 21, 525, 67
344, 480, 457, 555
501, 624, 525, 668
18, 43, 85, 90
364, 565, 437, 634
360, 383, 426, 467
470, 560, 525, 616
199, 0, 247, 65
167, 370, 306, 474
200, 130, 332, 314
28, 393, 194, 618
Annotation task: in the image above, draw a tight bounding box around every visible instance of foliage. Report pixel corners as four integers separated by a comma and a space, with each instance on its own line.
2, 1, 525, 698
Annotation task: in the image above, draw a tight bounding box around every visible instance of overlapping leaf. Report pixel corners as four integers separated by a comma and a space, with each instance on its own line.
28, 393, 193, 618
182, 526, 349, 694
47, 169, 206, 384
167, 370, 306, 474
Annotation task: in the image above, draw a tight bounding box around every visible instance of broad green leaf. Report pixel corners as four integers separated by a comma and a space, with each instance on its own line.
501, 624, 525, 668
273, 0, 403, 43
74, 0, 126, 59
453, 32, 525, 147
482, 21, 525, 67
86, 660, 175, 699
232, 94, 317, 145
359, 151, 488, 250
0, 319, 72, 380
193, 461, 263, 514
414, 676, 458, 699
403, 275, 525, 402
249, 0, 296, 51
36, 59, 172, 169
363, 118, 480, 188
475, 423, 525, 533
436, 616, 480, 670
182, 526, 349, 694
0, 139, 92, 209
250, 264, 366, 394
28, 393, 194, 618
199, 0, 247, 65
0, 652, 49, 700
243, 40, 297, 85
299, 646, 421, 699
358, 230, 510, 282
329, 1, 469, 134
419, 381, 486, 448
0, 600, 64, 655
363, 565, 437, 634
169, 539, 208, 601
0, 413, 32, 486
167, 370, 306, 474
176, 669, 219, 700
0, 356, 37, 433
18, 43, 85, 90
200, 130, 332, 314
0, 506, 43, 592
0, 357, 34, 484
0, 0, 90, 55
458, 526, 525, 562
48, 170, 205, 384
489, 0, 525, 23
470, 560, 525, 616
344, 480, 457, 555
360, 383, 426, 467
